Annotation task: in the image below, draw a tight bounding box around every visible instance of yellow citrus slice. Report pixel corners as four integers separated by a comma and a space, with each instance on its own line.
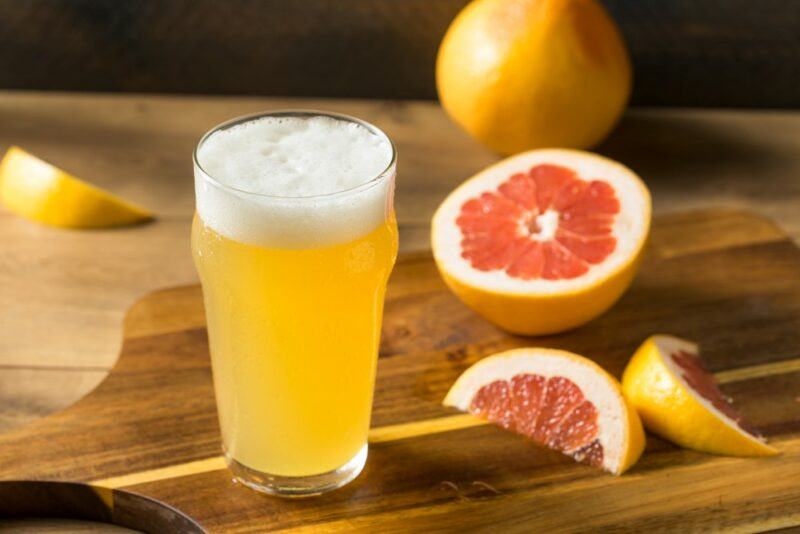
622, 335, 777, 457
444, 348, 645, 474
431, 148, 650, 335
0, 146, 153, 228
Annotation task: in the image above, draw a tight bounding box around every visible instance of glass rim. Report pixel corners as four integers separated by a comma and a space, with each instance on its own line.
193, 109, 397, 201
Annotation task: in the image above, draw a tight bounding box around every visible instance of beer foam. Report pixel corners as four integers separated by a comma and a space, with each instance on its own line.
195, 114, 394, 248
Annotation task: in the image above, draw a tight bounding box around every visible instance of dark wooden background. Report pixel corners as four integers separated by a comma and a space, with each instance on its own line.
1, 0, 799, 107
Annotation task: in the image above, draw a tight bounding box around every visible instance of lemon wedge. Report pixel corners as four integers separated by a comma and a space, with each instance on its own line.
0, 146, 153, 228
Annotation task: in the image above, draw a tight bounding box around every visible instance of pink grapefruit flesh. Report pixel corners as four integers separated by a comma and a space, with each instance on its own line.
456, 164, 620, 280
470, 373, 604, 467
670, 348, 758, 436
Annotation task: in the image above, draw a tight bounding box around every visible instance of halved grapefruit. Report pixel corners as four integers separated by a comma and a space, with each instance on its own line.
431, 149, 650, 335
622, 335, 777, 457
444, 348, 645, 474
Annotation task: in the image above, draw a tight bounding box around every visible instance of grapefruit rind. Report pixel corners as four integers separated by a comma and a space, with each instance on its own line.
0, 146, 153, 228
622, 335, 778, 457
431, 149, 651, 335
444, 348, 645, 474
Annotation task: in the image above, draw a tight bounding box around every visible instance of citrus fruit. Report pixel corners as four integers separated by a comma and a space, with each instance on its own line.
622, 335, 778, 457
436, 0, 631, 155
444, 348, 644, 474
431, 148, 650, 335
0, 146, 153, 228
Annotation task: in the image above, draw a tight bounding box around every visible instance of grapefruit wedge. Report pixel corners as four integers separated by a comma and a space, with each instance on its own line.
431, 149, 650, 335
622, 335, 777, 457
444, 348, 645, 474
0, 146, 153, 228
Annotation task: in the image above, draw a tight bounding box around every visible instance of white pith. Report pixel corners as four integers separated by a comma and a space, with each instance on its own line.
528, 209, 559, 241
653, 335, 767, 445
432, 149, 651, 295
444, 348, 629, 473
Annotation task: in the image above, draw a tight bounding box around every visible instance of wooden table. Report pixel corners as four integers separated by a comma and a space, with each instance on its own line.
3, 208, 800, 532
1, 92, 800, 526
3, 91, 800, 431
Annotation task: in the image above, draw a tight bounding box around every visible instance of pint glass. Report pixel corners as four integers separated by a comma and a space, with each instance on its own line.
192, 110, 398, 496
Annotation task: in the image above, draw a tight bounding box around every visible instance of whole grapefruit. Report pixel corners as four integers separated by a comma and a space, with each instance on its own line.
436, 0, 632, 155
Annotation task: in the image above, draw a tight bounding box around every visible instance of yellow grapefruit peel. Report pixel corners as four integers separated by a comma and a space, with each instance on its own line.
0, 146, 153, 228
622, 335, 778, 457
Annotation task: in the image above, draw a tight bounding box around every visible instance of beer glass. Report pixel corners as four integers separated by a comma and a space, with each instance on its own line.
192, 110, 398, 496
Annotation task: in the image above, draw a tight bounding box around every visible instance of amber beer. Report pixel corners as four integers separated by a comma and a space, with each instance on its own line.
192, 111, 397, 496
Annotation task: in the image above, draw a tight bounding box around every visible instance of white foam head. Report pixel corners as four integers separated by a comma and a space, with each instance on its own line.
194, 111, 395, 248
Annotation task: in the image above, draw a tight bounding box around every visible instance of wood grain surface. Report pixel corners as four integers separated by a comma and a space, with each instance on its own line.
2, 91, 800, 436
1, 209, 799, 532
2, 0, 800, 107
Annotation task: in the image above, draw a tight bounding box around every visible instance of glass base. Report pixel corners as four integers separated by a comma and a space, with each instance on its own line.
224, 444, 368, 497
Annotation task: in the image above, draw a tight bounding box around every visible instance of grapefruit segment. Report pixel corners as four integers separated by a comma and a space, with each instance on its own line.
622, 335, 777, 457
444, 348, 645, 474
432, 149, 651, 335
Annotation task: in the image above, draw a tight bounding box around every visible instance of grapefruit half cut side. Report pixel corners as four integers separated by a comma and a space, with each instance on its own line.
622, 335, 777, 457
431, 149, 651, 335
444, 348, 645, 475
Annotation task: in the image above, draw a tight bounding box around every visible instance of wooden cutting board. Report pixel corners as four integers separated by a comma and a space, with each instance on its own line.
1, 209, 799, 533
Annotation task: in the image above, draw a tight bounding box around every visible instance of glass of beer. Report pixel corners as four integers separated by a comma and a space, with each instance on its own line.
191, 110, 398, 496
